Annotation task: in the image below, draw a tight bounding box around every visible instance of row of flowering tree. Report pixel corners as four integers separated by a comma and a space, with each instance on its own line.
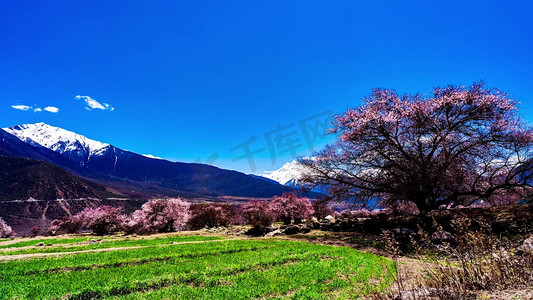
47, 193, 316, 236
50, 198, 190, 236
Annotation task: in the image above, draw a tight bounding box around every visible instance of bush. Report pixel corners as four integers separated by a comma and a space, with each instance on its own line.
29, 226, 41, 237
271, 192, 314, 225
188, 203, 236, 230
49, 214, 85, 234
420, 230, 533, 298
378, 220, 533, 300
241, 201, 276, 227
0, 218, 14, 238
80, 206, 124, 236
124, 198, 190, 234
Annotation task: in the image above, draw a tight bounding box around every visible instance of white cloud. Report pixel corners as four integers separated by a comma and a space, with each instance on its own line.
12, 105, 32, 111
11, 104, 60, 113
75, 95, 114, 111
44, 106, 59, 113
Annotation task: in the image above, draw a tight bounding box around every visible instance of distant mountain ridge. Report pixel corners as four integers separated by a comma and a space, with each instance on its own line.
2, 123, 295, 199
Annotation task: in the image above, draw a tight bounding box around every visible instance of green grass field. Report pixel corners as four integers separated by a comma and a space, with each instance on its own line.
0, 235, 222, 255
0, 234, 395, 299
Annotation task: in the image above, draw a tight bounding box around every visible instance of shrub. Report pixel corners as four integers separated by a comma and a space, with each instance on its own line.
124, 198, 190, 234
80, 206, 124, 236
29, 226, 41, 237
420, 230, 533, 298
188, 203, 236, 230
270, 192, 314, 225
0, 218, 14, 238
46, 220, 61, 236
241, 200, 276, 227
49, 214, 85, 234
378, 220, 533, 300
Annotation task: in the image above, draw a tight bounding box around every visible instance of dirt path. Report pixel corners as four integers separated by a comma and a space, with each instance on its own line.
0, 235, 77, 247
0, 237, 247, 261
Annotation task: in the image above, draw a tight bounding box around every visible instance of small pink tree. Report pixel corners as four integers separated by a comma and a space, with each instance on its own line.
188, 203, 236, 229
271, 192, 314, 225
241, 200, 276, 227
125, 198, 190, 234
49, 214, 85, 234
80, 206, 124, 236
0, 218, 14, 238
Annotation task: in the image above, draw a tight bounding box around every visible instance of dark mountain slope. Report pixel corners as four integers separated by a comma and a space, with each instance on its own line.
0, 156, 110, 200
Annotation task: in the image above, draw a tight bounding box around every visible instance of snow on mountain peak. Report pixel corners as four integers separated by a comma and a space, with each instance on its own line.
262, 160, 308, 186
3, 122, 110, 156
142, 154, 163, 160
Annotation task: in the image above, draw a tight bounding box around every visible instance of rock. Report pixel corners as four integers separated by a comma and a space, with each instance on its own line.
517, 236, 533, 255
36, 242, 44, 247
391, 227, 416, 242
311, 217, 319, 223
245, 225, 275, 237
430, 230, 455, 245
283, 224, 311, 235
265, 230, 282, 237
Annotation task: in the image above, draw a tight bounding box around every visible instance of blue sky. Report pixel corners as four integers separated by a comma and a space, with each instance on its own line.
1, 1, 532, 174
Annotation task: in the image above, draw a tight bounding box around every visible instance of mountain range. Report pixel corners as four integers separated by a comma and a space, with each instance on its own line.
1, 122, 298, 201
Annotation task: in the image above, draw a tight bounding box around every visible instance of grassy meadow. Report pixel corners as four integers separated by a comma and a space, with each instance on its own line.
0, 234, 395, 299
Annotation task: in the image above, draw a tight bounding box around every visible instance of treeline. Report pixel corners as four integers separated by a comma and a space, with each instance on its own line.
6, 192, 329, 237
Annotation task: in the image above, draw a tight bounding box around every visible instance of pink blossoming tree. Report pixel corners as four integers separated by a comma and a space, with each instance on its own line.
188, 203, 236, 229
241, 200, 276, 227
0, 217, 14, 238
270, 192, 314, 224
300, 83, 533, 212
49, 214, 85, 234
80, 206, 124, 236
124, 198, 190, 234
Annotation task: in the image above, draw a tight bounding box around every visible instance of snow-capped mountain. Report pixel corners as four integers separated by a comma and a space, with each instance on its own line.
2, 122, 295, 199
4, 123, 111, 166
262, 160, 308, 186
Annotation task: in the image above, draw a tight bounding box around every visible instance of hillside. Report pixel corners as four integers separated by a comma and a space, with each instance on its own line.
0, 156, 115, 201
